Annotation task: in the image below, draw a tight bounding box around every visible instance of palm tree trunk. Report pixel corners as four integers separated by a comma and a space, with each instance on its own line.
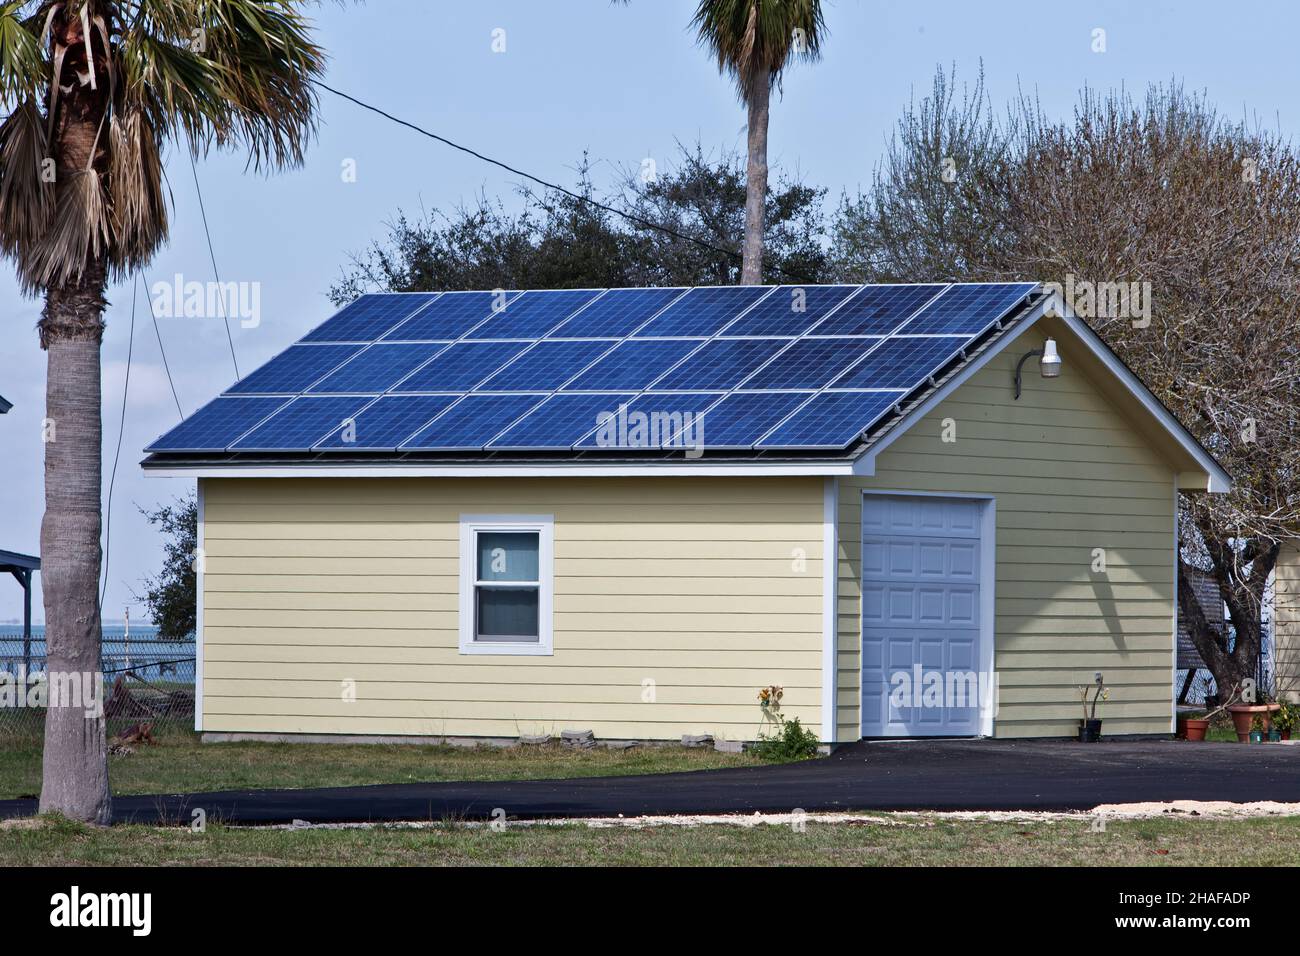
741, 72, 771, 285
38, 266, 111, 825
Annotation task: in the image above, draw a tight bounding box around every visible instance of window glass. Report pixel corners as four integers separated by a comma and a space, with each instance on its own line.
476, 531, 540, 583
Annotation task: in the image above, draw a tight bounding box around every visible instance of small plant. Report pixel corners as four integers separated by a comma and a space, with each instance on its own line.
1077, 673, 1108, 720
750, 714, 820, 762
1273, 700, 1298, 733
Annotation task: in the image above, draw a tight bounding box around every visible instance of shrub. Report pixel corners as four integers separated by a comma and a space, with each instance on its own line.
750, 715, 820, 762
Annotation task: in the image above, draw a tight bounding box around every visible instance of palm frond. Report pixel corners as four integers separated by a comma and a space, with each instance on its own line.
0, 95, 53, 255
107, 106, 166, 270
0, 0, 46, 103
0, 0, 328, 291
18, 166, 109, 290
692, 0, 825, 99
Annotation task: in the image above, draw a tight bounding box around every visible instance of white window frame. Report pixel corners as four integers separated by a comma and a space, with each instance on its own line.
458, 514, 554, 656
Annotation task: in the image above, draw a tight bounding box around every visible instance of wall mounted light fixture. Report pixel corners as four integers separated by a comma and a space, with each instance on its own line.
1013, 337, 1062, 400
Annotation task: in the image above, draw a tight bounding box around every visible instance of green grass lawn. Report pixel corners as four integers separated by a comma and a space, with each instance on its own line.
0, 728, 760, 800
4, 812, 1299, 866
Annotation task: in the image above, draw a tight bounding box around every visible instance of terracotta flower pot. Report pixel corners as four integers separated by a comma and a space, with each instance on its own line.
1183, 718, 1209, 741
1227, 703, 1280, 742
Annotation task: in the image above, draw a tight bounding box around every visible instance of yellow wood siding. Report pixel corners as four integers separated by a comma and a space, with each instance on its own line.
200, 476, 824, 740
836, 328, 1177, 739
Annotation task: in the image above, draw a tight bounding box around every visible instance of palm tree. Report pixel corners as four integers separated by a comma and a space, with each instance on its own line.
690, 0, 824, 283
0, 1, 325, 823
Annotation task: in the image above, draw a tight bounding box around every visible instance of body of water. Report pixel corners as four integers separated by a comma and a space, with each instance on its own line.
0, 625, 194, 676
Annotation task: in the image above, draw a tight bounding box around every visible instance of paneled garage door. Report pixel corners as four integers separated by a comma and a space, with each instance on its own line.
861, 495, 987, 737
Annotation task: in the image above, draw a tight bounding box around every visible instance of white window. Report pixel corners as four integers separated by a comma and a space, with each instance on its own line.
458, 514, 554, 655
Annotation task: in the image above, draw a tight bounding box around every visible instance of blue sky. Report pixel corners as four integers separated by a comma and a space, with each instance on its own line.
1, 0, 1296, 623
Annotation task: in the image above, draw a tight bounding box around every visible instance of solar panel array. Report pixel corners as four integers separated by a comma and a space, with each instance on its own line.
147, 282, 1038, 455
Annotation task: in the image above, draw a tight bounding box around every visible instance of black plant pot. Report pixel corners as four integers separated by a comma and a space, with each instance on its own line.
1078, 718, 1103, 742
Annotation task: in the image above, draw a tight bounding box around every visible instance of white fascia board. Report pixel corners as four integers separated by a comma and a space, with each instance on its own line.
853, 295, 1053, 477
143, 461, 856, 479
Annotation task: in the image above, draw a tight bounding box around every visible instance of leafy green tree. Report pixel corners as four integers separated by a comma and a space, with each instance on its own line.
0, 0, 325, 823
331, 146, 830, 302
136, 495, 197, 642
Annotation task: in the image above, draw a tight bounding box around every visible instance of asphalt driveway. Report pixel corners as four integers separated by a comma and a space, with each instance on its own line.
4, 739, 1299, 826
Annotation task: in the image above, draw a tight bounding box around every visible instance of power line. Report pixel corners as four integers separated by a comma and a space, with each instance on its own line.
146, 274, 186, 420
189, 153, 241, 380
312, 80, 811, 284
101, 273, 138, 609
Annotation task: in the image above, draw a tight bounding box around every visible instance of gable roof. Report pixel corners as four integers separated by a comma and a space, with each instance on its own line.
140, 282, 1229, 491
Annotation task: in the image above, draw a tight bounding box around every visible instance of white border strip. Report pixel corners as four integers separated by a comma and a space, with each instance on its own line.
146, 462, 855, 479
194, 480, 205, 733
821, 476, 839, 743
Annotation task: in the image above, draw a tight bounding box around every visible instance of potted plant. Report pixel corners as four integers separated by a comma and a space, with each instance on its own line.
1182, 712, 1211, 741
1272, 700, 1297, 741
1249, 715, 1265, 743
1077, 673, 1107, 742
1226, 683, 1281, 742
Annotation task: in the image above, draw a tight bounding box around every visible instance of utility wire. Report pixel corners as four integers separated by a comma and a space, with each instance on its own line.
189, 152, 241, 380
101, 273, 138, 609
146, 274, 186, 420
312, 80, 813, 284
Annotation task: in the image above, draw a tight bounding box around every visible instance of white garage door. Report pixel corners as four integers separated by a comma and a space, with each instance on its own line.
861, 495, 986, 737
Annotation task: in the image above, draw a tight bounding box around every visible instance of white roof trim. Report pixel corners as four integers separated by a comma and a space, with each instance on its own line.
144, 461, 856, 479
854, 291, 1230, 494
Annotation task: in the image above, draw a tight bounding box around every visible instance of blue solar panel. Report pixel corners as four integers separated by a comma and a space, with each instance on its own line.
382, 291, 518, 341
724, 285, 860, 336
573, 392, 723, 449
230, 396, 371, 450
650, 338, 788, 391
633, 286, 771, 337
548, 287, 685, 338
476, 340, 613, 391
307, 343, 447, 393
391, 341, 528, 392
831, 336, 966, 389
564, 340, 700, 390
146, 396, 290, 451
465, 289, 602, 339
811, 284, 945, 336
904, 282, 1035, 334
756, 390, 906, 448
226, 344, 362, 394
147, 282, 1042, 457
400, 394, 545, 450
301, 294, 441, 342
740, 338, 878, 390
314, 395, 459, 449
489, 393, 635, 449
676, 391, 811, 448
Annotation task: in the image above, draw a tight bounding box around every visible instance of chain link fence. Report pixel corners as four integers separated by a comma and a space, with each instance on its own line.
0, 634, 196, 741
